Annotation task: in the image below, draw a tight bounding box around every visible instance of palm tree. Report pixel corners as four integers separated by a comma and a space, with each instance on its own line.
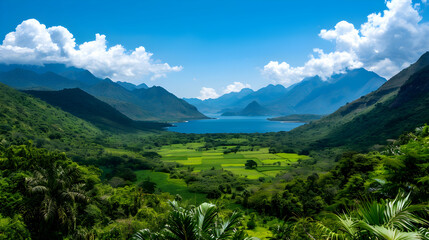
319, 193, 429, 240
133, 201, 257, 240
26, 162, 88, 238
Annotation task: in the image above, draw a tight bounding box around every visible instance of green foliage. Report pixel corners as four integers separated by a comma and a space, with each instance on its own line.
245, 160, 258, 169
0, 214, 31, 240
140, 177, 157, 194
319, 193, 429, 240
133, 201, 255, 240
0, 83, 100, 151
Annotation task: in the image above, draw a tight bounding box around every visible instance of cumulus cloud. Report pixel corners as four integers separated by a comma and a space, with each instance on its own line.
263, 49, 362, 86
198, 87, 220, 100
223, 82, 251, 94
0, 19, 182, 83
263, 0, 429, 86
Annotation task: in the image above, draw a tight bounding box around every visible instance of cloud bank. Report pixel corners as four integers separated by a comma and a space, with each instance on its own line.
197, 81, 251, 100
198, 87, 220, 100
263, 0, 429, 86
0, 19, 182, 83
223, 82, 251, 94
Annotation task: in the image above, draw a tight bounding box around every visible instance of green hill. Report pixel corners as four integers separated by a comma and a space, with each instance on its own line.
24, 88, 170, 131
0, 83, 100, 147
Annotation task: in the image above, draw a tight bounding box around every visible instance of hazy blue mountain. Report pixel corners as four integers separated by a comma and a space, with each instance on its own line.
184, 88, 255, 114
230, 84, 289, 111
0, 69, 87, 90
292, 68, 386, 114
0, 64, 208, 122
117, 81, 149, 91
184, 85, 290, 114
24, 88, 170, 131
268, 76, 328, 114
187, 69, 384, 117
0, 63, 84, 74
222, 101, 271, 116
60, 69, 102, 86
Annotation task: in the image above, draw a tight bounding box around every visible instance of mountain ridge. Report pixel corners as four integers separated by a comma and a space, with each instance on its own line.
0, 64, 208, 122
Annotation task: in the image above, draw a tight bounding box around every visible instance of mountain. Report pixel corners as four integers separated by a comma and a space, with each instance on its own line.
0, 64, 208, 122
184, 85, 290, 114
291, 68, 386, 114
268, 76, 328, 114
24, 88, 170, 131
185, 70, 384, 116
0, 69, 87, 90
117, 81, 149, 91
0, 82, 100, 144
184, 88, 255, 114
285, 52, 429, 151
222, 101, 271, 116
0, 63, 101, 86
132, 87, 209, 121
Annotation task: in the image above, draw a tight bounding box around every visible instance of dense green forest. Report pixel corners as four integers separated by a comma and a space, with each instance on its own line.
1, 119, 429, 239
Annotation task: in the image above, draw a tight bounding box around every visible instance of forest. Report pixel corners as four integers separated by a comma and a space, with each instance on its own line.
0, 119, 428, 239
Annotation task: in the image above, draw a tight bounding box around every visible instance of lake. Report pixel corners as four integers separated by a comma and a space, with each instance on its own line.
167, 116, 304, 134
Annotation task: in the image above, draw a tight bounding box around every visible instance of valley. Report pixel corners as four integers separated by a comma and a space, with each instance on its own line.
1, 2, 429, 239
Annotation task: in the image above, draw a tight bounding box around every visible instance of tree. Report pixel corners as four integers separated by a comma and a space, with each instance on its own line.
133, 201, 256, 240
26, 162, 88, 238
319, 193, 429, 240
245, 160, 258, 169
139, 177, 157, 194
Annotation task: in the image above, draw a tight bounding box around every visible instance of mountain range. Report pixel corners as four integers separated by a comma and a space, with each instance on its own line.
185, 68, 386, 116
284, 51, 429, 151
0, 64, 208, 122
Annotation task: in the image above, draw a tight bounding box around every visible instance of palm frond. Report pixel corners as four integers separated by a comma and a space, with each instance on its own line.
214, 211, 242, 240
368, 225, 421, 240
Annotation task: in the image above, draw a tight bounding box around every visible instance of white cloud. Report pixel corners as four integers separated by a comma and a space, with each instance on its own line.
223, 82, 251, 94
0, 19, 182, 84
198, 87, 220, 100
263, 49, 362, 86
263, 0, 429, 86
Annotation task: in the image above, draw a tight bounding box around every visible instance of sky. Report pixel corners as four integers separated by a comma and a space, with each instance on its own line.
1, 0, 429, 99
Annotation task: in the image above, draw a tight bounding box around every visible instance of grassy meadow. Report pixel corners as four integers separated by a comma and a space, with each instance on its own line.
158, 143, 309, 179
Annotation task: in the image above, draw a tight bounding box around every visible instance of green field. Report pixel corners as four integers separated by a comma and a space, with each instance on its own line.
158, 143, 309, 179
135, 170, 207, 204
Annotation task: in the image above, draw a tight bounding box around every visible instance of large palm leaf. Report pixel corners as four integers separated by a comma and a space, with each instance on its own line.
320, 193, 428, 240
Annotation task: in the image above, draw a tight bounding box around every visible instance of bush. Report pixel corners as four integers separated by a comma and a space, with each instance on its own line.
247, 219, 256, 230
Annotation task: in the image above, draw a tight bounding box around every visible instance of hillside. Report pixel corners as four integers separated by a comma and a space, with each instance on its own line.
132, 87, 209, 121
285, 52, 429, 151
268, 114, 322, 122
0, 64, 208, 122
24, 88, 170, 131
222, 101, 271, 116
0, 82, 100, 147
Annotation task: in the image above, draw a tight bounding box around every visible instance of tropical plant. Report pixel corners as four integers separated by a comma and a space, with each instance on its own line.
133, 201, 257, 240
319, 193, 429, 240
26, 162, 88, 237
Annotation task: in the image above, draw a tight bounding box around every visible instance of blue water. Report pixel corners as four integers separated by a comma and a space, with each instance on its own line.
167, 116, 304, 134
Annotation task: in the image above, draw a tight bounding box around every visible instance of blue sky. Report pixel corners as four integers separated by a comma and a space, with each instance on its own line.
1, 0, 429, 98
